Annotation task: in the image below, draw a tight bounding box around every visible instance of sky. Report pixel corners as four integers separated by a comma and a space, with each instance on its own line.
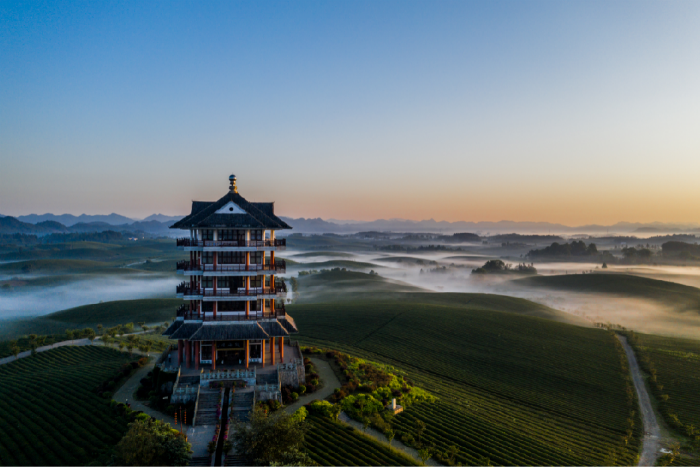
1, 1, 699, 225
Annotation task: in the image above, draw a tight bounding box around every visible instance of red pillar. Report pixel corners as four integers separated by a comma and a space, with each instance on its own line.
245, 340, 249, 369
270, 337, 276, 365
194, 342, 200, 370
185, 340, 191, 368
262, 339, 266, 368
212, 342, 217, 370
178, 340, 183, 366
279, 337, 284, 361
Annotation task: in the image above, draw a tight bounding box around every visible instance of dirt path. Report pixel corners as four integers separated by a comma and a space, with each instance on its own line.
617, 335, 661, 466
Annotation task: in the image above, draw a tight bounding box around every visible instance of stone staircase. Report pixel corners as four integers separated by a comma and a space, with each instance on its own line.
195, 389, 220, 426
188, 456, 211, 466
230, 390, 255, 423
224, 454, 247, 466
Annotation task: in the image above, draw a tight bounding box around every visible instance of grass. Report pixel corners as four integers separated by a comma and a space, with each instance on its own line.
290, 299, 642, 465
518, 273, 700, 313
0, 259, 144, 275
304, 413, 418, 466
0, 346, 136, 465
0, 298, 181, 340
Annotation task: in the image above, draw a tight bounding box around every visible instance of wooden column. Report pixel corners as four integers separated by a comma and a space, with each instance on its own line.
270, 337, 276, 365
245, 300, 250, 318
194, 342, 199, 370
279, 337, 284, 361
212, 342, 217, 370
245, 340, 249, 369
261, 339, 266, 368
185, 340, 191, 368
245, 252, 250, 271
271, 250, 275, 264
177, 340, 183, 366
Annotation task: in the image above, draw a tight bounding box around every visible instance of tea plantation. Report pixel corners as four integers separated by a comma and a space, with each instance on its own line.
629, 332, 700, 434
0, 346, 135, 465
305, 413, 418, 465
291, 299, 642, 465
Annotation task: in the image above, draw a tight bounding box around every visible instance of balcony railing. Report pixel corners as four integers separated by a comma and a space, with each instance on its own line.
176, 238, 286, 248
176, 283, 287, 297
177, 305, 287, 321
176, 260, 286, 273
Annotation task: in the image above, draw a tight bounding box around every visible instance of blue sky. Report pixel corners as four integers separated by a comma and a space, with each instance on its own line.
1, 1, 699, 224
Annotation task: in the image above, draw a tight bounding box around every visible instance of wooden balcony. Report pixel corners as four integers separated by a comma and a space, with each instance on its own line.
176, 282, 287, 299
176, 238, 286, 250
176, 305, 287, 321
176, 260, 286, 274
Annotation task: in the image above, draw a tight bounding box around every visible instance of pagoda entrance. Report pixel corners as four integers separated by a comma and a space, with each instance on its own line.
215, 341, 246, 367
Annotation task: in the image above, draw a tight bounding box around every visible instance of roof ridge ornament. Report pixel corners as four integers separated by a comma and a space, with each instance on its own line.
229, 174, 238, 193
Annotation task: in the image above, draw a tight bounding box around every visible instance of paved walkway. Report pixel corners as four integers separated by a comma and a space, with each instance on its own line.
284, 357, 341, 413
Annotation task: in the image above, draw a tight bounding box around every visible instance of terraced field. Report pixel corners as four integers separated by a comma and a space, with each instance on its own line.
291, 299, 642, 465
0, 346, 135, 465
305, 413, 417, 466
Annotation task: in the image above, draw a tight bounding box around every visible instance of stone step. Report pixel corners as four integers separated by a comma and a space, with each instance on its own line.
189, 456, 212, 466
225, 455, 247, 466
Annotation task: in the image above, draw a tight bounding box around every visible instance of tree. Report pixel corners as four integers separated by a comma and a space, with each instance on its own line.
118, 341, 126, 352
36, 335, 47, 346
602, 262, 608, 269
114, 418, 191, 466
362, 417, 371, 432
83, 328, 96, 345
143, 342, 152, 356
418, 447, 432, 465
97, 324, 103, 335
102, 335, 112, 347
9, 340, 20, 360
65, 329, 75, 345
232, 406, 311, 466
138, 322, 145, 330
28, 334, 38, 355
385, 429, 395, 446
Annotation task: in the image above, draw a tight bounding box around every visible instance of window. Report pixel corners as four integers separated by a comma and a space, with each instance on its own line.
201, 230, 214, 241
202, 277, 213, 289
220, 252, 245, 264
219, 301, 246, 312
250, 230, 263, 241
202, 252, 213, 264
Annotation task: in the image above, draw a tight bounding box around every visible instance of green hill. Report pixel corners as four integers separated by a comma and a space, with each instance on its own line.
296, 270, 422, 302
290, 260, 379, 271
293, 251, 356, 258
0, 298, 181, 339
290, 300, 641, 465
518, 273, 700, 313
372, 256, 438, 266
0, 259, 141, 275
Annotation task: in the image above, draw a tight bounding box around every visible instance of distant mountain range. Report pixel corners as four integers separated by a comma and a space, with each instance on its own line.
279, 217, 700, 235
0, 216, 177, 236
9, 213, 184, 226
1, 212, 698, 236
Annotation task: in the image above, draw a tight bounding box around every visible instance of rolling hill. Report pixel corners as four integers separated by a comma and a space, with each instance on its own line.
518, 273, 700, 314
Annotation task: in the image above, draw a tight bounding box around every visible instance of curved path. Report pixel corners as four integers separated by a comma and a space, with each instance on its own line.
617, 335, 661, 466
284, 357, 342, 413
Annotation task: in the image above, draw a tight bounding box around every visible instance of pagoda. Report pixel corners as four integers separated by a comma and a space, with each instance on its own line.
163, 174, 297, 371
